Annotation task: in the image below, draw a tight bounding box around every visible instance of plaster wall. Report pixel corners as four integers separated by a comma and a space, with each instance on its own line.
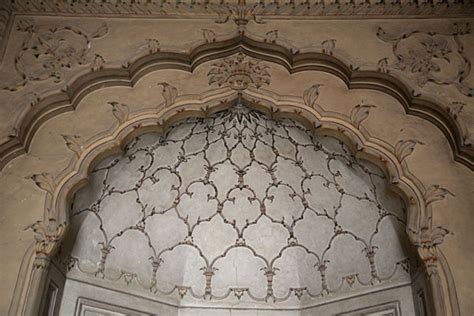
0, 13, 473, 316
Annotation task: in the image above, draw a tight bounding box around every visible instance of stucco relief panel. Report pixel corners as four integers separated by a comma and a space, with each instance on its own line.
377, 22, 473, 97
1, 19, 108, 92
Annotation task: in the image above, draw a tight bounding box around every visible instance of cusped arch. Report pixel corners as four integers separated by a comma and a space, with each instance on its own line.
15, 86, 459, 316
0, 34, 472, 172
48, 88, 427, 236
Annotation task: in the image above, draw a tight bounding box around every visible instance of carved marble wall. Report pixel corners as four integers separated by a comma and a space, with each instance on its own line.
0, 3, 473, 316
63, 106, 416, 312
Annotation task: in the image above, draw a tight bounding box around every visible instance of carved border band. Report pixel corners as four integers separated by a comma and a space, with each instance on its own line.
0, 35, 472, 172
9, 1, 474, 18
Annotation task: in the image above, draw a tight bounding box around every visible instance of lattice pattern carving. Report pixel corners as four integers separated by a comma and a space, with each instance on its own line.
67, 104, 414, 307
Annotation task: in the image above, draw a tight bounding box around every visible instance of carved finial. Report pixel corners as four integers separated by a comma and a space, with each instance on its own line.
202, 29, 216, 43
264, 30, 278, 43
394, 139, 424, 162
424, 185, 455, 206
108, 101, 130, 124
91, 54, 105, 71
377, 57, 389, 73
26, 172, 55, 195
61, 134, 82, 157
303, 84, 323, 108
350, 103, 375, 128
321, 39, 336, 55
8, 127, 18, 139
146, 38, 160, 54
157, 82, 178, 107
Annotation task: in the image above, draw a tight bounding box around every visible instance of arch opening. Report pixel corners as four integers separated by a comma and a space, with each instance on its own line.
49, 103, 432, 315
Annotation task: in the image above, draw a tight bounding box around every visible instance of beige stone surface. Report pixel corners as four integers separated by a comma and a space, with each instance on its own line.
0, 12, 473, 316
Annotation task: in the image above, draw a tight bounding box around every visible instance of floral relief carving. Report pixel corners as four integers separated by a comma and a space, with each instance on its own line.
108, 101, 130, 125
61, 134, 83, 157
214, 2, 264, 30
26, 219, 65, 257
414, 225, 450, 277
157, 82, 178, 107
27, 172, 55, 195
377, 22, 473, 97
394, 139, 424, 163
208, 53, 271, 91
2, 19, 108, 91
350, 103, 375, 129
303, 84, 323, 109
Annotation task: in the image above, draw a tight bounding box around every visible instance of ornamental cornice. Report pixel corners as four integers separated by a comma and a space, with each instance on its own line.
6, 0, 474, 18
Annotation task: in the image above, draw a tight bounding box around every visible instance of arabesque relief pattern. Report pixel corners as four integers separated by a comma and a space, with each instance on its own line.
377, 22, 473, 97
66, 104, 414, 306
1, 19, 108, 92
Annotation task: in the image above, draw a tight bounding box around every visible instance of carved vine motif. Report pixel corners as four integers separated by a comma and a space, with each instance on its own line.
208, 53, 271, 91
2, 19, 108, 92
67, 104, 415, 305
377, 23, 473, 97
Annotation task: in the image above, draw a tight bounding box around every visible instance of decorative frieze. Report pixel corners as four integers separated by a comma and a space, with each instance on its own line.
9, 0, 474, 18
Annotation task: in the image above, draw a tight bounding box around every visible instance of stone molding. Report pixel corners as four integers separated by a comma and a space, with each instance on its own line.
8, 0, 474, 19
0, 35, 472, 173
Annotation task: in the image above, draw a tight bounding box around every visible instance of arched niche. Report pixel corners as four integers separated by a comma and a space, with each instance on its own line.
11, 88, 457, 316
55, 101, 429, 315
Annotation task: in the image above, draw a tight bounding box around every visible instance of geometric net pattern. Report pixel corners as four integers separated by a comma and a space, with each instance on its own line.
68, 104, 413, 306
